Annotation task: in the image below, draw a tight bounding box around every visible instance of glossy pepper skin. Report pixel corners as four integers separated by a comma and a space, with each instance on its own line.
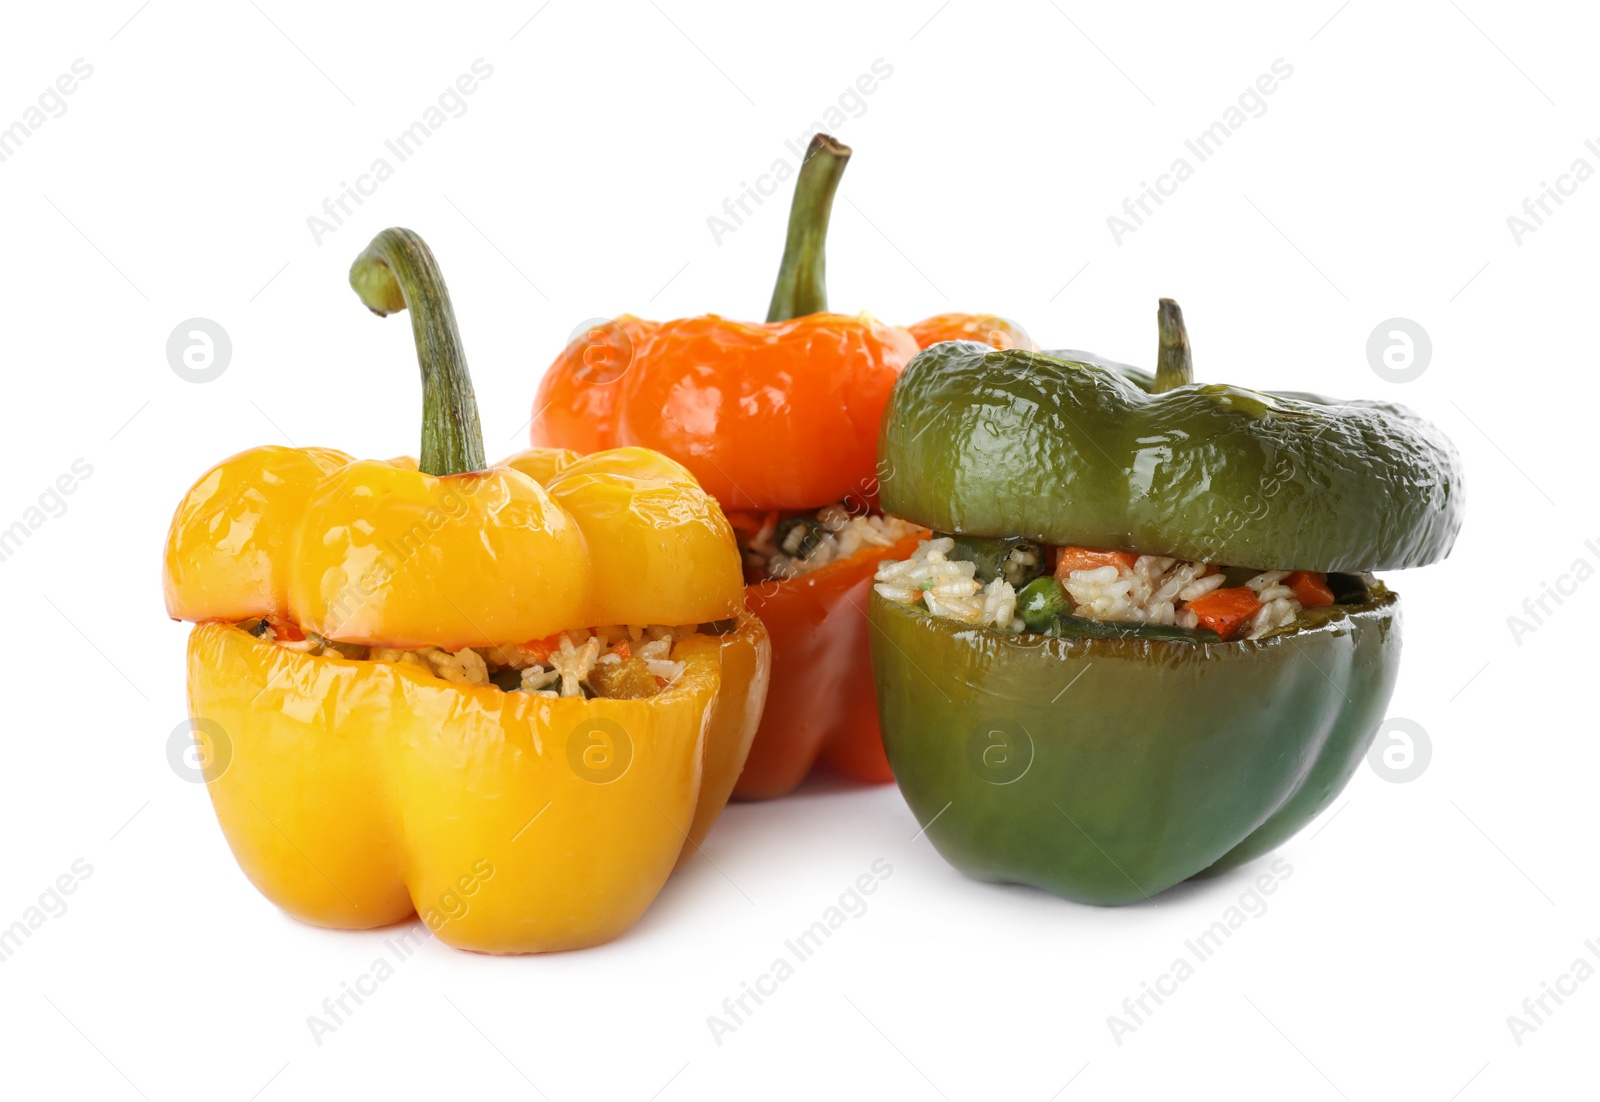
871, 586, 1398, 903
531, 312, 918, 512
883, 329, 1465, 572
531, 135, 1018, 797
164, 229, 769, 952
880, 338, 1464, 572
905, 313, 1036, 353
166, 445, 745, 650
186, 602, 766, 951
870, 299, 1461, 903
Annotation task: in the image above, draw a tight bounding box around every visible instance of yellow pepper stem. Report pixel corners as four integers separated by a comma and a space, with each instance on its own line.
350, 228, 486, 476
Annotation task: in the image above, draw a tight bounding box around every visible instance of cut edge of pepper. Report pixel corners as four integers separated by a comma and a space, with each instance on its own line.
744, 524, 929, 593
208, 611, 767, 704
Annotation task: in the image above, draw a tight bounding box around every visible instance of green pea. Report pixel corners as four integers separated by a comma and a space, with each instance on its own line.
1016, 576, 1072, 632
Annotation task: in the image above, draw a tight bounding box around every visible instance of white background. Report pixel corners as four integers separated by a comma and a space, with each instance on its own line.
0, 2, 1591, 1099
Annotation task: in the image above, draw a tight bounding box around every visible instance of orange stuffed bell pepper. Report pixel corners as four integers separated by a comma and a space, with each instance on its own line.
531, 136, 1032, 797
163, 228, 768, 953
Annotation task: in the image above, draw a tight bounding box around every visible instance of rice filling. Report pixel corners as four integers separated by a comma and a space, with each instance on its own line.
735, 502, 921, 581
875, 537, 1347, 641
238, 619, 703, 699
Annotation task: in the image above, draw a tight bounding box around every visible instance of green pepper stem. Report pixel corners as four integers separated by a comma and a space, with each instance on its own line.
766, 133, 851, 323
350, 228, 485, 476
1153, 298, 1193, 393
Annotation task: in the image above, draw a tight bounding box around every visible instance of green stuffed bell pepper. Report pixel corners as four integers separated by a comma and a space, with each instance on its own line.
869, 300, 1462, 905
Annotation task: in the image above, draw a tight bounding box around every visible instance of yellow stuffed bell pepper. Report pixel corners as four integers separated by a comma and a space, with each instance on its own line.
163, 228, 769, 953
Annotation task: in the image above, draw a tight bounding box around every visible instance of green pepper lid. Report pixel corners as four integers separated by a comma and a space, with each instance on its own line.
877, 303, 1464, 572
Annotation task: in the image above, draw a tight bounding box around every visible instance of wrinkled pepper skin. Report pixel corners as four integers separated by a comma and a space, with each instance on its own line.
870, 588, 1399, 904
879, 341, 1464, 572
188, 612, 767, 951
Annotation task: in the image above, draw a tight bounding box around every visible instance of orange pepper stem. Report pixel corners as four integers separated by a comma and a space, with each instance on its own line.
349, 227, 486, 476
1154, 297, 1193, 394
766, 133, 851, 323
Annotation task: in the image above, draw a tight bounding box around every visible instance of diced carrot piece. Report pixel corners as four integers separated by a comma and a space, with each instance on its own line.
269, 618, 305, 642
1286, 571, 1335, 608
609, 640, 632, 660
1054, 546, 1140, 579
1185, 587, 1262, 640
519, 633, 565, 663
